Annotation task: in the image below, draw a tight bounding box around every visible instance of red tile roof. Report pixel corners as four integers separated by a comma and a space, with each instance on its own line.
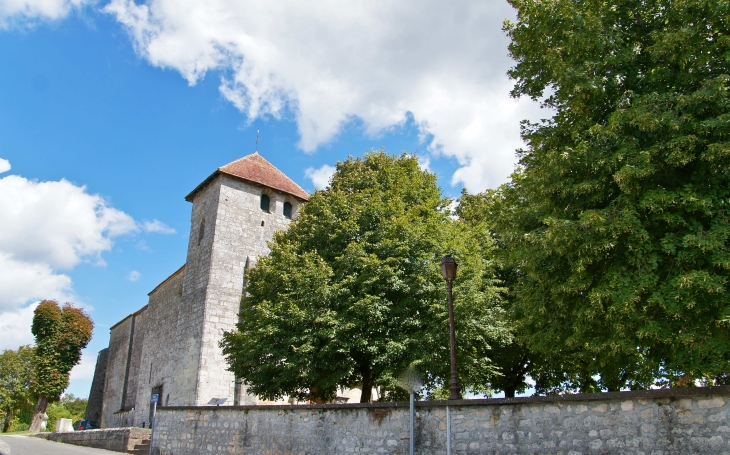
185, 152, 310, 202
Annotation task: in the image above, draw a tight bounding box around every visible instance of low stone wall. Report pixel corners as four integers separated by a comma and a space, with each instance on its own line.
33, 427, 151, 453
151, 386, 730, 454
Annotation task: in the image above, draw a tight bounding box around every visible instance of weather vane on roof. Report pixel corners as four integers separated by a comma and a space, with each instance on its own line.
255, 130, 259, 153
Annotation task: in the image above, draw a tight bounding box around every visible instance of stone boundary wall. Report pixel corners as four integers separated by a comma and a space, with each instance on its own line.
32, 427, 151, 453
151, 386, 730, 455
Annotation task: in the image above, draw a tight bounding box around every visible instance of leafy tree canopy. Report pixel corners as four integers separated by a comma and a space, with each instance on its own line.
29, 300, 93, 431
222, 151, 509, 402
500, 0, 730, 390
0, 346, 35, 432
60, 394, 88, 417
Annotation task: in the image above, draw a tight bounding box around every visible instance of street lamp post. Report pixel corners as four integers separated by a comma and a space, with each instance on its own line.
440, 255, 461, 400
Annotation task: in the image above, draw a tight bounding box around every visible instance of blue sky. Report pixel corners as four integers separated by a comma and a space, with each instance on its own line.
0, 0, 542, 398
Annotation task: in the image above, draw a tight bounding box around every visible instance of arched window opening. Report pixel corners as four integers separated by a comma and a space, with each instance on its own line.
283, 202, 293, 219
260, 194, 270, 213
198, 219, 205, 245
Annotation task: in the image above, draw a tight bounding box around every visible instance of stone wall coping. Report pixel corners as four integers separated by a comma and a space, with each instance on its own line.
109, 305, 149, 331
147, 264, 186, 296
32, 427, 152, 437
159, 385, 730, 412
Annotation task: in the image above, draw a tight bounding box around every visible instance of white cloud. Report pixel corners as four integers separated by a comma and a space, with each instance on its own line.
0, 171, 136, 350
105, 0, 545, 192
0, 0, 90, 28
417, 155, 431, 173
0, 253, 73, 312
142, 219, 176, 234
127, 270, 141, 282
69, 349, 97, 381
304, 164, 336, 190
0, 158, 9, 173
0, 303, 37, 350
0, 174, 136, 270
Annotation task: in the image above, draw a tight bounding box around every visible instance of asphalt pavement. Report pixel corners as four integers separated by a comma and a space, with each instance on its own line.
0, 435, 123, 455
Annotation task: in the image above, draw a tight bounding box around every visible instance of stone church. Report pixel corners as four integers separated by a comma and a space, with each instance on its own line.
85, 152, 319, 428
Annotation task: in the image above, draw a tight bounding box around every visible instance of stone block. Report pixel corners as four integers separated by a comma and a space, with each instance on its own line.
697, 396, 725, 409
592, 403, 608, 412
677, 412, 704, 425
676, 398, 693, 411
55, 418, 73, 432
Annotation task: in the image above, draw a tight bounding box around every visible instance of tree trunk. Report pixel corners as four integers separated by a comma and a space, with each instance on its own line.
28, 395, 49, 433
360, 362, 372, 403
2, 410, 11, 433
504, 386, 516, 398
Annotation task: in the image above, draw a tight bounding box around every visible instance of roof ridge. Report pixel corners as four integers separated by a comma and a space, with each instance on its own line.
219, 152, 309, 200
185, 152, 310, 202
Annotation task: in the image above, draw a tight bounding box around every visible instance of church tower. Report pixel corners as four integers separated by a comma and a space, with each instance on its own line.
91, 152, 309, 427
178, 152, 309, 406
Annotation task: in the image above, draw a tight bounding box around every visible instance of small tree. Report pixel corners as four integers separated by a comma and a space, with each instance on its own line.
28, 300, 93, 432
60, 394, 87, 418
0, 346, 35, 432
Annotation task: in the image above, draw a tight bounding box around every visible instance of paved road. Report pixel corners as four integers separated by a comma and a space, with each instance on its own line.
0, 435, 123, 455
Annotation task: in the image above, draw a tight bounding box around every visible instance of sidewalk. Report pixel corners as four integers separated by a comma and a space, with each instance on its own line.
0, 434, 123, 455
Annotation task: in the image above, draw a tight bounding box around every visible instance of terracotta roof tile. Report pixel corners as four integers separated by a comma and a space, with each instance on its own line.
185, 152, 310, 202
219, 152, 309, 200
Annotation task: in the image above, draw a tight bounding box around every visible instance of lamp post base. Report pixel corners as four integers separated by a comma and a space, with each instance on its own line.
448, 378, 461, 401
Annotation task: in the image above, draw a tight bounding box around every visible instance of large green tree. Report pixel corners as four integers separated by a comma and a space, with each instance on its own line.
500, 0, 730, 390
0, 346, 35, 432
221, 152, 508, 402
29, 300, 93, 432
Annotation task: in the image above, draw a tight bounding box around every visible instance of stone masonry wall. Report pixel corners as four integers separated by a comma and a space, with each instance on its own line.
132, 266, 186, 428
151, 386, 730, 455
194, 174, 301, 406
